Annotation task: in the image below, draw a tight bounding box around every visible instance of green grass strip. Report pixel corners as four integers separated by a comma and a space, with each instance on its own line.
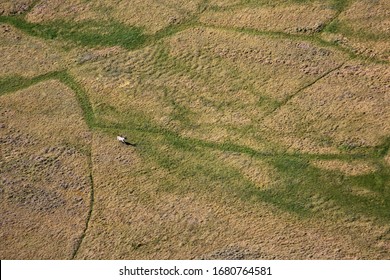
0, 70, 96, 128
0, 71, 62, 96
0, 16, 146, 50
56, 72, 96, 128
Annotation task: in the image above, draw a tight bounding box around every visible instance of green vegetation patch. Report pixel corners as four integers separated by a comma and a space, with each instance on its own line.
97, 101, 390, 222
0, 72, 61, 96
265, 155, 390, 221
330, 0, 350, 12
0, 16, 146, 49
325, 19, 390, 41
0, 70, 96, 128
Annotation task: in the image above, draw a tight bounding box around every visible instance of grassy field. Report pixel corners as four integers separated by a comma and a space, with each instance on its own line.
0, 0, 389, 259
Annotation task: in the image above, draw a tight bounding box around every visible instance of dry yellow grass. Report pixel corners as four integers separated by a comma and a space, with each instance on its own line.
321, 32, 390, 61
72, 27, 348, 152
213, 151, 278, 189
74, 133, 389, 259
0, 0, 33, 15
311, 160, 378, 176
209, 0, 241, 7
345, 38, 390, 62
0, 80, 91, 259
93, 0, 201, 34
1, 0, 389, 260
25, 0, 104, 23
200, 2, 335, 34
385, 152, 390, 166
320, 0, 390, 61
26, 0, 202, 34
165, 28, 347, 101
262, 61, 390, 153
339, 0, 390, 35
0, 24, 71, 77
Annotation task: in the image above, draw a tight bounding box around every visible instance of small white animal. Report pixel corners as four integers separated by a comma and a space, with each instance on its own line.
117, 135, 126, 143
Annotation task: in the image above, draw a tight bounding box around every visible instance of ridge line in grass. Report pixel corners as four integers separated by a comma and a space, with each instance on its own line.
267, 60, 348, 116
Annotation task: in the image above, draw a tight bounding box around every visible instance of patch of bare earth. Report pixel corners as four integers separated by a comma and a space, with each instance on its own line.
0, 80, 91, 259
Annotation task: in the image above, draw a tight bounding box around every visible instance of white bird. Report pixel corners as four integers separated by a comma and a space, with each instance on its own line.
117, 135, 126, 143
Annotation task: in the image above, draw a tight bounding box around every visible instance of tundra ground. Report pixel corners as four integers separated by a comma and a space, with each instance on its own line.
0, 0, 389, 259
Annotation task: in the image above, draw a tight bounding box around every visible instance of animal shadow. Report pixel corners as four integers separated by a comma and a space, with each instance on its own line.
123, 141, 136, 147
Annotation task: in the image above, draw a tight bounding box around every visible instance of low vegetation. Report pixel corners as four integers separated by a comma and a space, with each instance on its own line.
0, 0, 389, 259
